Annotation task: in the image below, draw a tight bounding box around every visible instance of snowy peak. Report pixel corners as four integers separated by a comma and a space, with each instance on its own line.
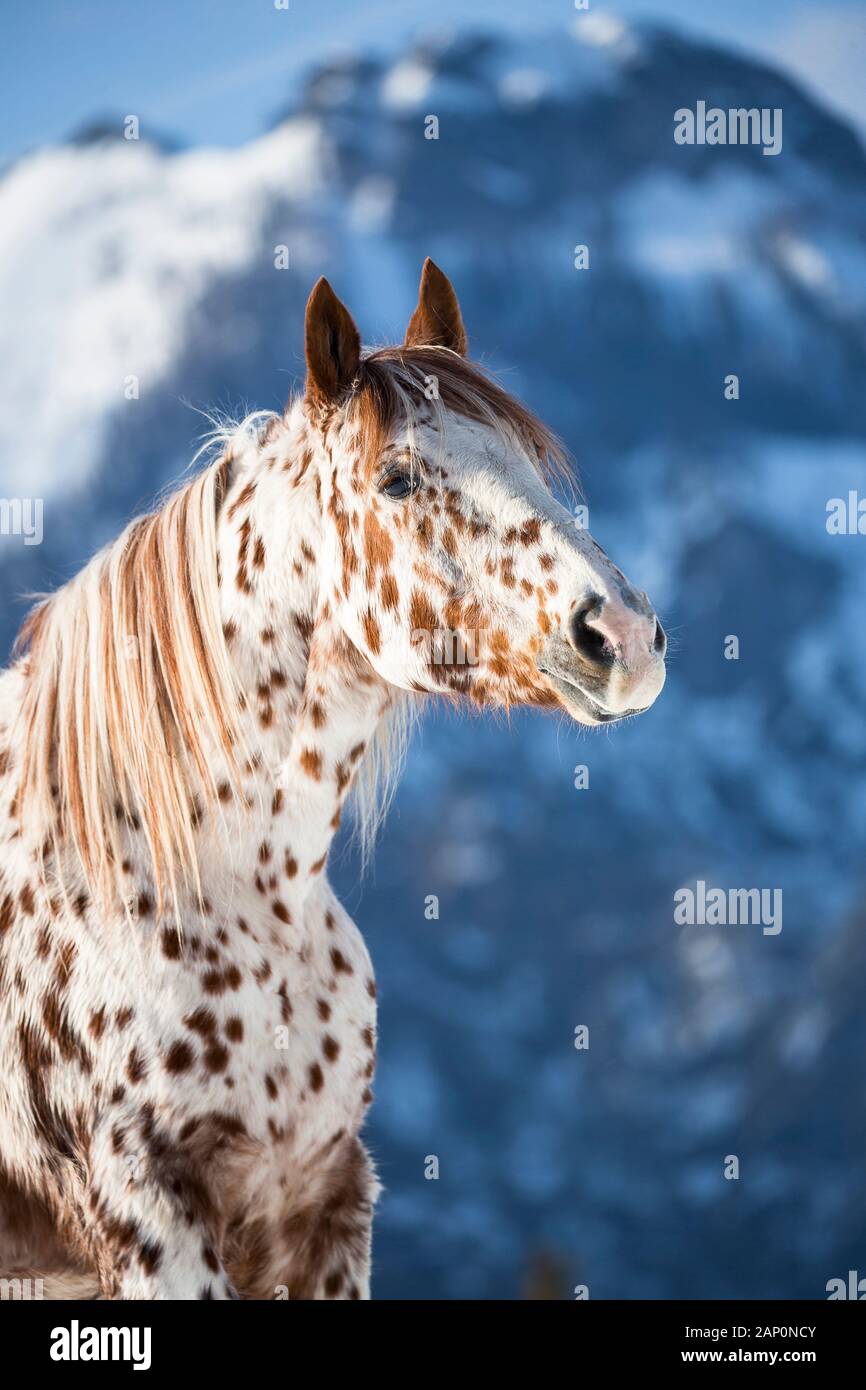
288, 18, 866, 191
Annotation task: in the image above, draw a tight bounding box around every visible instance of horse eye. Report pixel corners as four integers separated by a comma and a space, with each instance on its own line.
380, 471, 418, 500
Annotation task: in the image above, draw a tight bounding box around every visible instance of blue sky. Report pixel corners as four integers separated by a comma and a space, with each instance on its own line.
4, 0, 866, 161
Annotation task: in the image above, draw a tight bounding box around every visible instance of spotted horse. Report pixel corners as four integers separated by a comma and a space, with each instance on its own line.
0, 261, 666, 1299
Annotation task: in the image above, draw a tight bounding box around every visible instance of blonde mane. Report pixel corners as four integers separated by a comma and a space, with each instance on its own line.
15, 454, 244, 920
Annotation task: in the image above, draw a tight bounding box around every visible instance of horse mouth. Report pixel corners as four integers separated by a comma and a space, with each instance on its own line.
536, 664, 649, 726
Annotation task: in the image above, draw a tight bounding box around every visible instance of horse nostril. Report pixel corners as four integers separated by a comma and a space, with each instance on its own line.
569, 601, 615, 668
653, 618, 667, 657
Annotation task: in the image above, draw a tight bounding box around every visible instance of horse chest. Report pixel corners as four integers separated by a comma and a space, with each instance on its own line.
133, 879, 378, 1163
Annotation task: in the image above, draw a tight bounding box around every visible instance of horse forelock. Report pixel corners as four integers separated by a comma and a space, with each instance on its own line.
347, 347, 572, 491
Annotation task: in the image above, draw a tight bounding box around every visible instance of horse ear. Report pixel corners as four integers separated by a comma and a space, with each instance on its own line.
404, 258, 467, 355
304, 277, 361, 407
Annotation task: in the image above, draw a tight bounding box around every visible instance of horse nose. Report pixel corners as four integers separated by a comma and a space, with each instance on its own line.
568, 593, 666, 697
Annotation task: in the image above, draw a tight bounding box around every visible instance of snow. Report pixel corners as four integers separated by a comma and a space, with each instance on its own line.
381, 59, 435, 111
616, 167, 776, 278
0, 120, 327, 499
573, 12, 643, 63
497, 67, 552, 110
349, 174, 396, 233
774, 231, 835, 292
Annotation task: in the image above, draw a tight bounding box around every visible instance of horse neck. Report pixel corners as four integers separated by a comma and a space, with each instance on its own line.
208, 409, 393, 899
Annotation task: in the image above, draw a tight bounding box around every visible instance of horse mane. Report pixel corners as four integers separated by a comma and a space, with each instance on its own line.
14, 452, 244, 920
12, 350, 569, 920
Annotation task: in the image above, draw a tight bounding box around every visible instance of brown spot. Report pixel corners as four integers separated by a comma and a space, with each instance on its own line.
127, 1048, 147, 1085
277, 982, 292, 1024
300, 748, 323, 780
0, 893, 14, 936
202, 963, 241, 995
54, 939, 76, 987
227, 479, 256, 521
363, 508, 394, 575
362, 611, 381, 656
204, 1042, 229, 1074
161, 927, 183, 961
308, 1062, 324, 1093
165, 1040, 194, 1074
185, 1007, 217, 1036
41, 988, 92, 1071
294, 612, 313, 645
322, 1035, 340, 1063
330, 948, 353, 975
409, 589, 438, 634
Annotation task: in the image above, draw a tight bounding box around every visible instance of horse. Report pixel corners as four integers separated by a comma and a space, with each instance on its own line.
0, 260, 666, 1299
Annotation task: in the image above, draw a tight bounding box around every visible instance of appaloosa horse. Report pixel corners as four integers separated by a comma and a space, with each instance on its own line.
0, 261, 665, 1298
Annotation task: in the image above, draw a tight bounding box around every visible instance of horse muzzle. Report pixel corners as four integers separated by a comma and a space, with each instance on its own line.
537, 589, 667, 725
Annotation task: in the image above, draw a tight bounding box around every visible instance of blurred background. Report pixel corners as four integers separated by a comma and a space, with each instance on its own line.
3, 1, 866, 1299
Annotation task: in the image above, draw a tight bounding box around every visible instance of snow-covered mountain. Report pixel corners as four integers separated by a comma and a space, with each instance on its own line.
2, 16, 866, 1298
